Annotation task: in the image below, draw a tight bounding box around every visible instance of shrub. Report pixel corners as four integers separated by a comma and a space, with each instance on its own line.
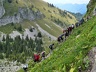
29, 28, 33, 32
8, 0, 12, 3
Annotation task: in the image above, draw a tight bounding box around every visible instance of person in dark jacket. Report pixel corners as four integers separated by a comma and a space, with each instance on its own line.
49, 43, 54, 54
75, 22, 79, 27
57, 37, 61, 43
23, 64, 28, 72
41, 51, 46, 60
49, 43, 54, 50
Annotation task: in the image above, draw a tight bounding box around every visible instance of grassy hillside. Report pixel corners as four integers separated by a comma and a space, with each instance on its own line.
17, 0, 96, 72
1, 0, 77, 37
3, 0, 77, 24
28, 16, 96, 72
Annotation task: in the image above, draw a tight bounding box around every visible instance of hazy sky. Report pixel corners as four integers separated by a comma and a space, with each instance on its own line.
43, 0, 90, 4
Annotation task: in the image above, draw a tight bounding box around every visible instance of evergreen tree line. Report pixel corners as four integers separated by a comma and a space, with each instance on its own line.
48, 3, 55, 7
0, 34, 44, 63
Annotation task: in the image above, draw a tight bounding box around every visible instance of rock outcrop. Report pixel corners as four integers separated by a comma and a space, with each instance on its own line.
93, 7, 96, 16
0, 0, 5, 18
86, 0, 96, 17
0, 0, 44, 26
88, 47, 96, 72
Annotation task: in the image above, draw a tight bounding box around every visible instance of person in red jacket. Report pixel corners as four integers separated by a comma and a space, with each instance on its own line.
34, 53, 40, 62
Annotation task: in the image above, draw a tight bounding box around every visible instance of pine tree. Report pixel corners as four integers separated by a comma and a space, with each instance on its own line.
2, 35, 6, 41
8, 0, 12, 3
26, 35, 29, 41
18, 24, 22, 31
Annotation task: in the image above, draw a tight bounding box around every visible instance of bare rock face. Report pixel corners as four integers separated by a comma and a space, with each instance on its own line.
0, 13, 22, 26
18, 7, 35, 21
0, 0, 5, 18
88, 47, 96, 72
0, 0, 43, 26
93, 8, 96, 16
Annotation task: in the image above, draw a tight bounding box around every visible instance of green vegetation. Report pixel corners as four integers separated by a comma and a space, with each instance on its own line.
28, 16, 96, 72
1, 0, 77, 37
3, 0, 77, 26
69, 12, 83, 21
0, 34, 44, 63
0, 23, 23, 34
85, 0, 96, 17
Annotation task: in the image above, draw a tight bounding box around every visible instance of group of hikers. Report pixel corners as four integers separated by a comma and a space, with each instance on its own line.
23, 18, 85, 72
33, 18, 85, 62
33, 43, 54, 62
57, 24, 74, 42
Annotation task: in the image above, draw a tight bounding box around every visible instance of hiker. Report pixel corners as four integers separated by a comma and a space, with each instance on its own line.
67, 27, 71, 35
57, 37, 61, 43
23, 64, 28, 72
59, 34, 64, 42
80, 18, 84, 25
69, 26, 72, 33
33, 53, 40, 62
63, 29, 67, 40
41, 51, 46, 60
71, 24, 74, 29
49, 43, 54, 53
65, 31, 69, 40
75, 22, 79, 28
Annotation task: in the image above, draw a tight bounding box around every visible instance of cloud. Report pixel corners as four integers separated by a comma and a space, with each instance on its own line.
43, 0, 90, 4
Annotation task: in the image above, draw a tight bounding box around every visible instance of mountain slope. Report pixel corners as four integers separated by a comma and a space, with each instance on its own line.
28, 0, 96, 71
0, 0, 77, 37
68, 12, 83, 21
29, 16, 96, 72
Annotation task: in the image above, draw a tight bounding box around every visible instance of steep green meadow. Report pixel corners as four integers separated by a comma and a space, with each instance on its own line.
28, 16, 96, 72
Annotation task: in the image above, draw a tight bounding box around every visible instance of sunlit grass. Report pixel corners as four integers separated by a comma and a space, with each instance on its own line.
29, 17, 96, 72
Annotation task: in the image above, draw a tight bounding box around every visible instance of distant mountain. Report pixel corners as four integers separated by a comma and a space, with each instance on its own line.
68, 12, 84, 21
54, 4, 87, 14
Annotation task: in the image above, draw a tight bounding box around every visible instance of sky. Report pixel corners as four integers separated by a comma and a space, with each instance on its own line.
43, 0, 90, 4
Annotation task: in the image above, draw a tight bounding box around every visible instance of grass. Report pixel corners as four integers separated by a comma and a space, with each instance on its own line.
17, 69, 24, 72
36, 19, 62, 37
0, 23, 15, 34
1, 0, 77, 36
3, 0, 77, 24
1, 0, 77, 37
28, 16, 96, 72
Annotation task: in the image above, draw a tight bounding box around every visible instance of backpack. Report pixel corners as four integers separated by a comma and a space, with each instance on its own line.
49, 44, 53, 50
49, 45, 52, 49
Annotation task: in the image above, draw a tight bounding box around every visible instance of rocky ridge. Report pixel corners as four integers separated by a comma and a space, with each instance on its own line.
0, 0, 44, 26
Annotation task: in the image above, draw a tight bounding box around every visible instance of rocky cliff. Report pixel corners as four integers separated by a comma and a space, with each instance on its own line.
0, 0, 44, 26
0, 0, 5, 18
85, 0, 96, 17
